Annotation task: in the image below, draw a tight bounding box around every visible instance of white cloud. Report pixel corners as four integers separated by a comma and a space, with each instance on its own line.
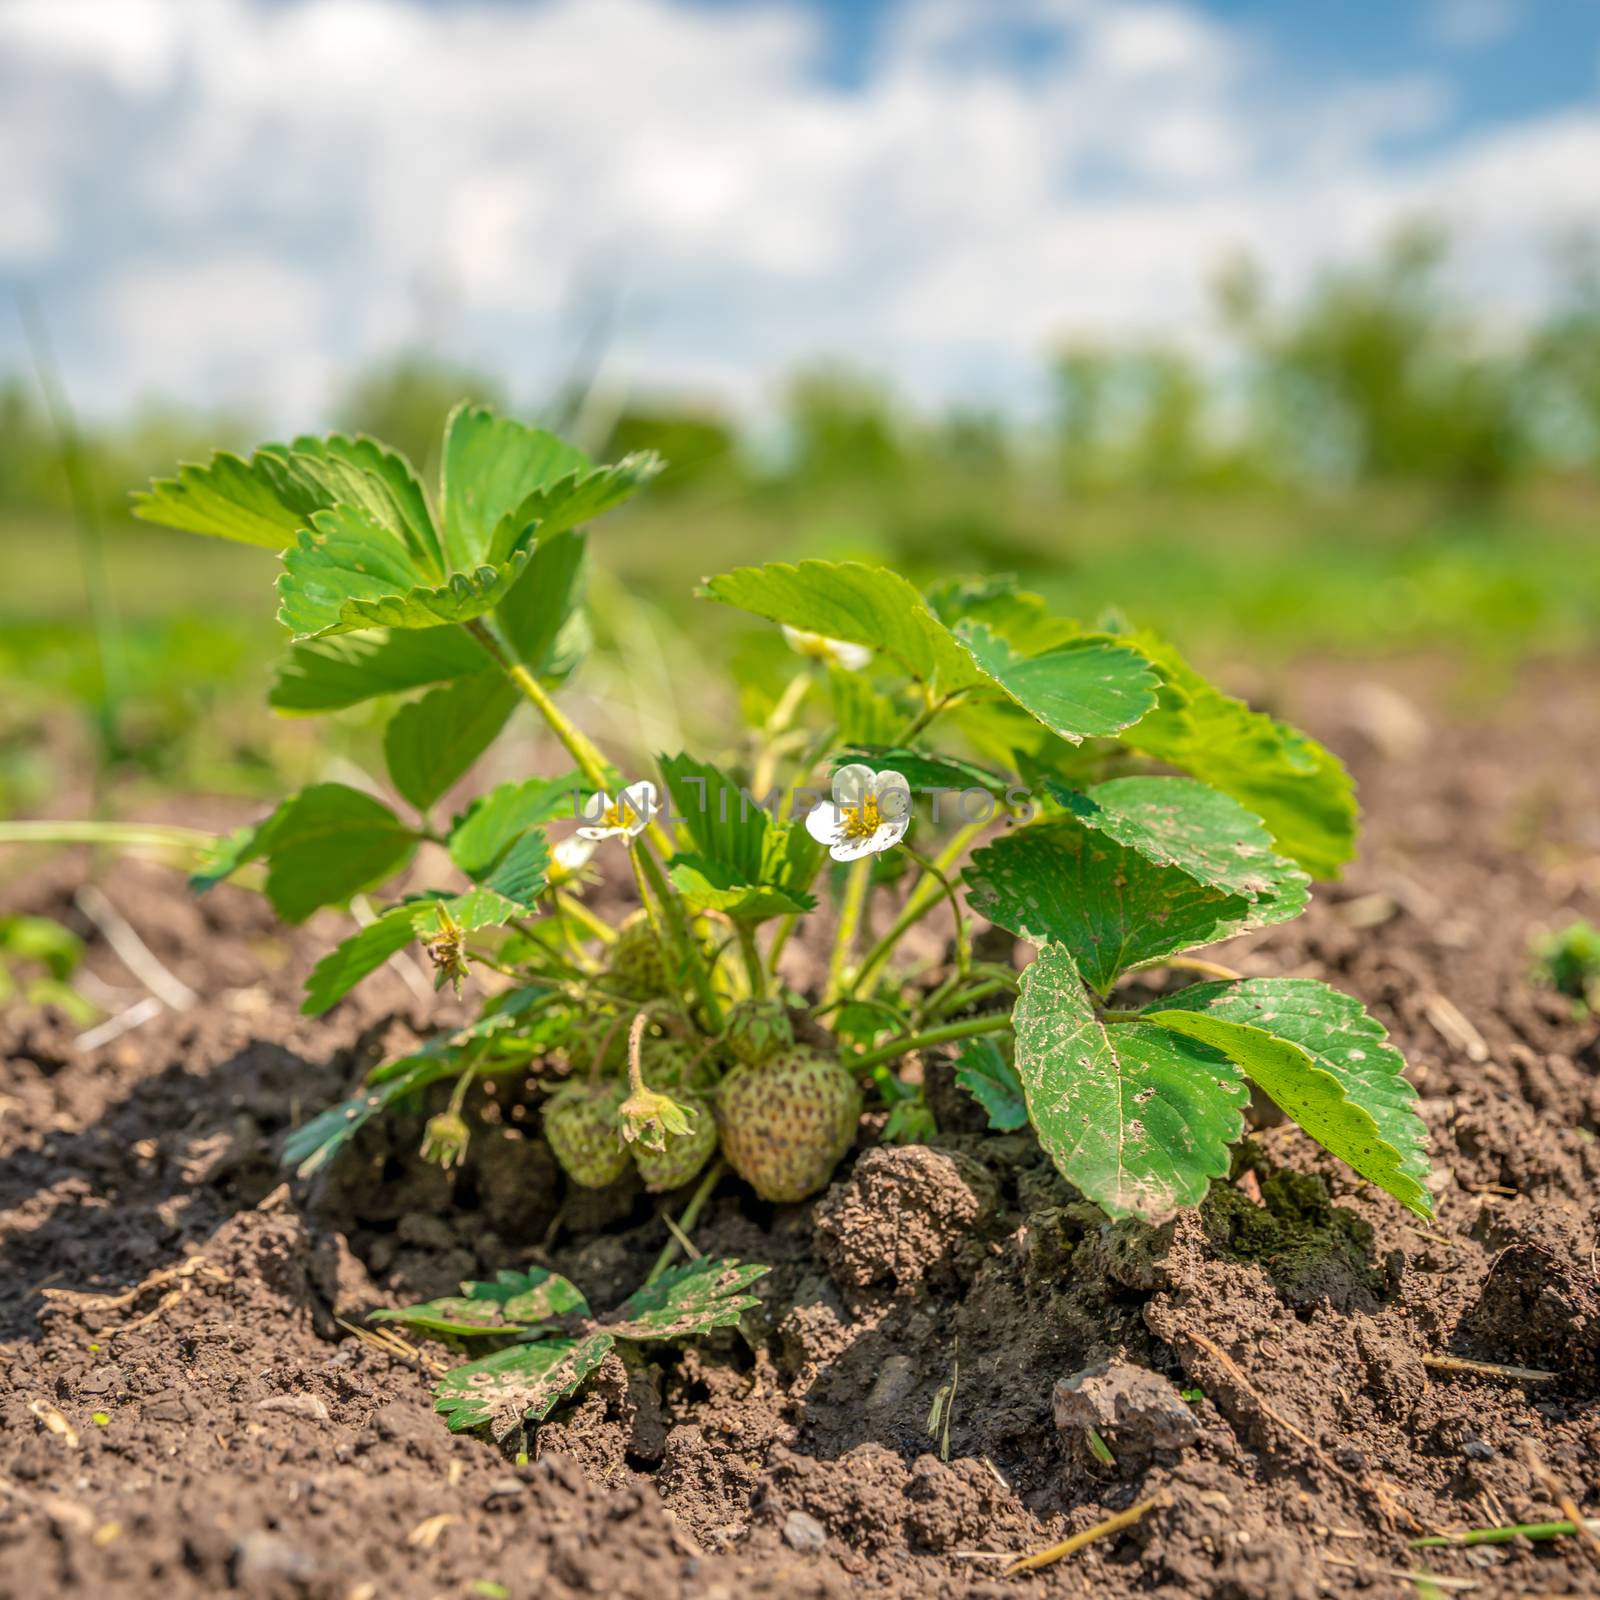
1427, 0, 1521, 50
0, 0, 1594, 427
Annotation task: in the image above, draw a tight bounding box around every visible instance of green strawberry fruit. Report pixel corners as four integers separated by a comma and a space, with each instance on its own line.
722, 997, 795, 1065
632, 1094, 718, 1192
640, 1033, 718, 1091
543, 1082, 630, 1188
606, 911, 668, 1000
716, 1047, 862, 1203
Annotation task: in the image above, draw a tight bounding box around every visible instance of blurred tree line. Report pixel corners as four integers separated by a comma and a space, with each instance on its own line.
4, 225, 1599, 521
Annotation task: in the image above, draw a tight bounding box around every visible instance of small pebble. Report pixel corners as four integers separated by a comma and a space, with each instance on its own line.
782, 1510, 827, 1553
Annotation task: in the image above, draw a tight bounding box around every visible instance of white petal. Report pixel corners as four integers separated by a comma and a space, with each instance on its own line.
871, 767, 912, 823
827, 639, 873, 671
575, 824, 617, 842
553, 836, 597, 872
782, 624, 822, 657
879, 812, 911, 848
831, 762, 875, 811
830, 826, 897, 862
579, 790, 613, 823
617, 781, 658, 836
805, 800, 844, 844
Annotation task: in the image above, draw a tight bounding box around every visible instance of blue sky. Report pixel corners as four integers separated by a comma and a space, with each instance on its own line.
1, 0, 1596, 428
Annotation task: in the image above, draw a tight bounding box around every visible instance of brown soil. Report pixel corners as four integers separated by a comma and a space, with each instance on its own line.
3, 657, 1600, 1599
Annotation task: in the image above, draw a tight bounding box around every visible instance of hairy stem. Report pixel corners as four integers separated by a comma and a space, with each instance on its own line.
735, 922, 767, 999
823, 857, 873, 1007
465, 618, 610, 789
849, 1010, 1013, 1072
851, 816, 989, 994
901, 842, 971, 981
636, 842, 725, 1033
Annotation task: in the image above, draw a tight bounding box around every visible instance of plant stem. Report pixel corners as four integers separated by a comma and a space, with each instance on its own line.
555, 891, 615, 946
735, 922, 766, 999
1411, 1519, 1600, 1549
849, 1011, 1012, 1072
645, 1157, 724, 1285
636, 842, 724, 1032
852, 816, 989, 994
464, 618, 610, 789
823, 857, 873, 1006
1126, 954, 1242, 983
901, 842, 970, 981
0, 821, 218, 855
927, 975, 1016, 1018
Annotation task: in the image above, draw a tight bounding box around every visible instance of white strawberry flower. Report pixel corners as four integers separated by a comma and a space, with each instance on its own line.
576, 781, 658, 842
548, 834, 598, 882
782, 625, 872, 672
805, 763, 911, 861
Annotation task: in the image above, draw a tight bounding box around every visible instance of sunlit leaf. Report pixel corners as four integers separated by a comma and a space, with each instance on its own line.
1147, 977, 1432, 1211
301, 907, 419, 1017
1013, 942, 1246, 1221
1121, 631, 1357, 880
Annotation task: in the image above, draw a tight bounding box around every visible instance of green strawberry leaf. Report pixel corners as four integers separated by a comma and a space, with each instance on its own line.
659, 753, 768, 883
440, 403, 660, 571
927, 575, 1082, 655
434, 1333, 615, 1439
281, 1042, 460, 1175
1120, 632, 1357, 880
383, 673, 519, 812
301, 907, 420, 1017
833, 746, 1015, 800
277, 504, 531, 640
1147, 977, 1432, 1210
964, 809, 1301, 994
604, 1258, 768, 1341
702, 560, 981, 695
1013, 942, 1247, 1221
269, 626, 488, 714
200, 784, 417, 923
953, 625, 1159, 743
953, 1037, 1029, 1131
132, 446, 322, 548
440, 405, 591, 571
827, 670, 905, 746
287, 432, 444, 576
448, 775, 582, 880
496, 529, 589, 674
667, 856, 813, 919
372, 1267, 590, 1338
1049, 776, 1310, 905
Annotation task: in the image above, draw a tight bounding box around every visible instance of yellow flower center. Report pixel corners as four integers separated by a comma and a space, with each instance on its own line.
839, 794, 883, 840
602, 801, 626, 829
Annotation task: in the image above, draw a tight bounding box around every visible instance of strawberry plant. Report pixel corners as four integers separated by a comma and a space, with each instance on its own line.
125, 403, 1432, 1226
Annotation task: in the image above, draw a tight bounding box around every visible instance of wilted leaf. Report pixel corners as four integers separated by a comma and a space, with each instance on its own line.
434, 1334, 615, 1439
604, 1257, 768, 1341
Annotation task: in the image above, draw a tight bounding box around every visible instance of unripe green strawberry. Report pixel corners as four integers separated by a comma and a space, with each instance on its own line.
632, 1094, 717, 1192
606, 911, 668, 1000
543, 1082, 630, 1188
716, 1047, 861, 1203
723, 997, 794, 1065
640, 1033, 718, 1091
